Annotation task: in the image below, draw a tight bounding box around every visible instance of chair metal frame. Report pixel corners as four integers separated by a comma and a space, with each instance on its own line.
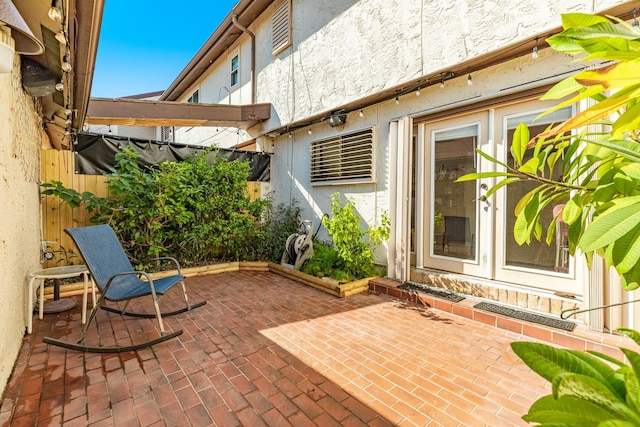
43, 224, 206, 353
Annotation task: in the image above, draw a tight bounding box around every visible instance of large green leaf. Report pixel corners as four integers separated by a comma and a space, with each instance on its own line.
612, 103, 640, 138
613, 224, 640, 274
511, 342, 612, 385
511, 123, 529, 165
554, 373, 640, 423
617, 328, 640, 347
523, 395, 623, 424
579, 198, 640, 253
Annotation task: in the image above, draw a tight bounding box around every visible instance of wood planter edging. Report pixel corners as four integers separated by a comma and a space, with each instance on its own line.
45, 261, 374, 299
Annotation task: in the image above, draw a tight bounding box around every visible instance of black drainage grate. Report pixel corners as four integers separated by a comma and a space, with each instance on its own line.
474, 302, 576, 332
399, 282, 465, 303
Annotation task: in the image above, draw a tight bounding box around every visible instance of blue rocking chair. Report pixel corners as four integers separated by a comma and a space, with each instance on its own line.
44, 224, 206, 353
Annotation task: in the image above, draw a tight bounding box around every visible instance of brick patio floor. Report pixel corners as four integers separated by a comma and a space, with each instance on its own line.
0, 271, 612, 426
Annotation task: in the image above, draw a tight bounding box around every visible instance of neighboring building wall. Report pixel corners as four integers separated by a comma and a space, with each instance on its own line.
173, 46, 255, 148
0, 54, 43, 396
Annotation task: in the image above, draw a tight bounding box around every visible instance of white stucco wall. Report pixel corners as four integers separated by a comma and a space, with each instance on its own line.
261, 0, 632, 243
0, 54, 43, 398
174, 41, 255, 148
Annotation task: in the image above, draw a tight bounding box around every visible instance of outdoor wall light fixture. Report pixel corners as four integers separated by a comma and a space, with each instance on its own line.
0, 0, 44, 73
326, 113, 347, 127
48, 0, 63, 23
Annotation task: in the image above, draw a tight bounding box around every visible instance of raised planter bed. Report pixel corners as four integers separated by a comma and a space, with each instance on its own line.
45, 261, 375, 300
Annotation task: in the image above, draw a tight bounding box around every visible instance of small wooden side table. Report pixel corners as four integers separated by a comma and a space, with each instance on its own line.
27, 265, 93, 334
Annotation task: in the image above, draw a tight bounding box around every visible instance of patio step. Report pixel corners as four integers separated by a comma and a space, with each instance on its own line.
369, 277, 629, 358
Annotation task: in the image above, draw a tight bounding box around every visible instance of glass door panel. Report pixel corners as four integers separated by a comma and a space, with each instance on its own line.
423, 114, 489, 279
432, 126, 477, 260
493, 103, 584, 295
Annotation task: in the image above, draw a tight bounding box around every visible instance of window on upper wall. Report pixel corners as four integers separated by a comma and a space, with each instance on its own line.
230, 54, 239, 87
310, 128, 375, 185
272, 0, 291, 55
187, 90, 199, 103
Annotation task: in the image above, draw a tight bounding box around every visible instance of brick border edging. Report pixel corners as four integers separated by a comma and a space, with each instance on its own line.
369, 277, 633, 359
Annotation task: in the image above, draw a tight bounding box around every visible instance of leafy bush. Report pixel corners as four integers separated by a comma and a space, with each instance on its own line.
43, 147, 278, 268
513, 328, 640, 425
302, 240, 346, 281
302, 193, 389, 281
243, 201, 302, 262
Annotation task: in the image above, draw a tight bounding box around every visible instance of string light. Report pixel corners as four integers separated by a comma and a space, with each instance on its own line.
359, 109, 364, 117
48, 0, 63, 22
415, 87, 421, 96
308, 128, 312, 135
395, 95, 400, 104
440, 79, 445, 89
467, 70, 473, 86
531, 38, 539, 60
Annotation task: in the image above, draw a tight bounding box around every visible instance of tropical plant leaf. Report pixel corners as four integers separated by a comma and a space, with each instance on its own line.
511, 342, 612, 385
553, 373, 640, 422
538, 84, 640, 139
511, 123, 529, 165
579, 198, 640, 253
575, 60, 640, 90
617, 328, 640, 347
612, 103, 640, 138
523, 395, 624, 424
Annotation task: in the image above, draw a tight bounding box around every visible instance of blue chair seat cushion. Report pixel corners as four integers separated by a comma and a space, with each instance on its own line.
104, 274, 185, 301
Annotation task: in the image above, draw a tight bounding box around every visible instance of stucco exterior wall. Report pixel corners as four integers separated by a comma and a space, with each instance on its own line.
174, 40, 255, 148
256, 0, 628, 129
0, 54, 43, 397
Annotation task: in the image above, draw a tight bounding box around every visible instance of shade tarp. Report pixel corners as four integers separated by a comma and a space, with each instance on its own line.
74, 132, 270, 182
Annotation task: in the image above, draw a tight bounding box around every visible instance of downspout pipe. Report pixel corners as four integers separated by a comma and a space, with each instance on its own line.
232, 14, 256, 104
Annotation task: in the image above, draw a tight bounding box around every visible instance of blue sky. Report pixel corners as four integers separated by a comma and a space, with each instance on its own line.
91, 0, 239, 98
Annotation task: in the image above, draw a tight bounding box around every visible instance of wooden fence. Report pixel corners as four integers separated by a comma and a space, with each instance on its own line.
40, 149, 261, 268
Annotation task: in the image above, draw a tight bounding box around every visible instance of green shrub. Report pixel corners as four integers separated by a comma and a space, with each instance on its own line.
303, 192, 389, 281
243, 201, 302, 262
43, 147, 269, 268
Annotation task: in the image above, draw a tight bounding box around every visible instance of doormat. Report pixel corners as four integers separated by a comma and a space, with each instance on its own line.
473, 301, 576, 332
399, 282, 465, 303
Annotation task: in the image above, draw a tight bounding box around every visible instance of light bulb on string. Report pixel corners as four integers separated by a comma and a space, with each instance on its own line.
359, 109, 364, 118
532, 38, 539, 60
395, 96, 400, 104
467, 72, 473, 86
415, 87, 421, 96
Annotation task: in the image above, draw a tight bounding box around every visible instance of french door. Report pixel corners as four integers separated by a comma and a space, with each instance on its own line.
420, 100, 583, 295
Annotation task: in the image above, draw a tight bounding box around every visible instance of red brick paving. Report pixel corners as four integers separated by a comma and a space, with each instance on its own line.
0, 271, 628, 426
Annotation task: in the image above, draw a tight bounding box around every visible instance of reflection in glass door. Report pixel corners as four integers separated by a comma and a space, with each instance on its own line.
503, 110, 571, 272
431, 125, 478, 261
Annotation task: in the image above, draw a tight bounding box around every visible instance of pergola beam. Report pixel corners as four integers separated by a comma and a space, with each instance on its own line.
86, 98, 271, 129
